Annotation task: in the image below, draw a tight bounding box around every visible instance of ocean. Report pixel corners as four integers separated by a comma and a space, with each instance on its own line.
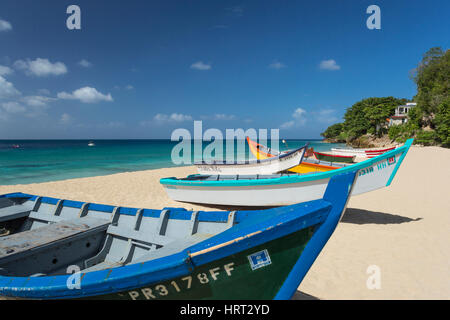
0, 139, 346, 185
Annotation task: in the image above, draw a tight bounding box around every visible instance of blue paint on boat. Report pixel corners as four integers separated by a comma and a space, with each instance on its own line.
386, 138, 414, 186
160, 139, 414, 187
0, 171, 357, 299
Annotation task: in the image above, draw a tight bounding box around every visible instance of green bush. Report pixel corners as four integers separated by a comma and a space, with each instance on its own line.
321, 47, 449, 148
321, 123, 344, 140
434, 99, 450, 147
415, 130, 439, 146
388, 125, 404, 141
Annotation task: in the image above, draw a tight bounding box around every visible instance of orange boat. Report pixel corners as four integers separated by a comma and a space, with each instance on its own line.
246, 137, 340, 174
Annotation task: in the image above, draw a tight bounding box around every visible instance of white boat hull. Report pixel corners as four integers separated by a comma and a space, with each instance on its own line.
331, 147, 396, 159
164, 152, 403, 206
195, 145, 306, 175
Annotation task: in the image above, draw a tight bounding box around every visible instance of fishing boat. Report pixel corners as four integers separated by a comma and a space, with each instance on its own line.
247, 137, 340, 173
195, 144, 308, 175
0, 171, 356, 300
331, 146, 397, 159
160, 139, 413, 206
313, 151, 355, 164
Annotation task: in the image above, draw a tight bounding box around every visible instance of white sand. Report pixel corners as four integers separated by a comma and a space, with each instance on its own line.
1, 146, 449, 299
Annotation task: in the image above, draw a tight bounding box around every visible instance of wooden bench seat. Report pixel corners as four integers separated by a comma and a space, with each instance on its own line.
0, 203, 34, 223
0, 217, 110, 263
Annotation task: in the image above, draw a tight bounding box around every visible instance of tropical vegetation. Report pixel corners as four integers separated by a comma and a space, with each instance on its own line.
321, 47, 449, 147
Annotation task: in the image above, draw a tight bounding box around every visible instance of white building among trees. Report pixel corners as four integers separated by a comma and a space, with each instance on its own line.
388, 102, 417, 127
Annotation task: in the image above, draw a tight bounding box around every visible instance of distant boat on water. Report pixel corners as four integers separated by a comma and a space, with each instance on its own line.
11, 144, 20, 149
88, 141, 95, 147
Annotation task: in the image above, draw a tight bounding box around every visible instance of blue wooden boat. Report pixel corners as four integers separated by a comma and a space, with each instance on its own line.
0, 171, 357, 300
160, 139, 414, 206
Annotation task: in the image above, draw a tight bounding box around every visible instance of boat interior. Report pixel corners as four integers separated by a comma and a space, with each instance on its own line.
302, 157, 348, 168
194, 144, 307, 166
179, 172, 303, 181
0, 194, 244, 278
174, 158, 350, 181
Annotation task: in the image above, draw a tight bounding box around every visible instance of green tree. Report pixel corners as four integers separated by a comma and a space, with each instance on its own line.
322, 47, 449, 147
434, 98, 450, 147
341, 97, 406, 139
320, 123, 344, 140
413, 47, 450, 122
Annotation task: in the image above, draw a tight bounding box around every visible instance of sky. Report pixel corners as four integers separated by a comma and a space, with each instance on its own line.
0, 0, 449, 139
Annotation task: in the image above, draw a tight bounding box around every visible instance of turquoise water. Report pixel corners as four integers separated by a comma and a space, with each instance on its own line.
0, 140, 345, 185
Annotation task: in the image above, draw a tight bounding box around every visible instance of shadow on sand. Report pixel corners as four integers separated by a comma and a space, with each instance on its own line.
183, 203, 423, 226
341, 208, 422, 225
291, 291, 319, 300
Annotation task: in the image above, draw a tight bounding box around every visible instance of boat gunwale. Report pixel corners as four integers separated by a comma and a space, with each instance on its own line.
331, 146, 396, 153
247, 137, 340, 170
313, 151, 356, 159
300, 161, 339, 170
160, 138, 414, 187
0, 193, 334, 299
194, 143, 308, 167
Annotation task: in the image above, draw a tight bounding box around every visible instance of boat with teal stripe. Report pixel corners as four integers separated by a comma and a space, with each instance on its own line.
0, 171, 356, 299
160, 139, 413, 206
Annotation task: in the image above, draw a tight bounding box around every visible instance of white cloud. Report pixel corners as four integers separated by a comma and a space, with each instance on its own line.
315, 108, 339, 123
149, 113, 193, 124
14, 58, 68, 76
22, 95, 55, 107
78, 59, 92, 68
0, 65, 13, 76
0, 99, 50, 119
60, 113, 72, 124
168, 113, 192, 122
280, 108, 307, 129
114, 85, 135, 90
98, 121, 124, 128
214, 113, 235, 120
268, 61, 286, 70
57, 87, 113, 103
227, 6, 244, 17
280, 120, 295, 129
1, 102, 26, 113
190, 61, 212, 71
0, 75, 21, 98
319, 59, 341, 71
0, 19, 12, 32
292, 108, 306, 120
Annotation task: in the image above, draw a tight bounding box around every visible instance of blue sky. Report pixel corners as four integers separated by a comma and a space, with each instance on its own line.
0, 0, 449, 139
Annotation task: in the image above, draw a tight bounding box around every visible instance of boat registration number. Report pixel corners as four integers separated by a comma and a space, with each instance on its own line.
127, 262, 235, 300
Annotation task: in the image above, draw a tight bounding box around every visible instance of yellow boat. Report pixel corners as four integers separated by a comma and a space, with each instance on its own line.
246, 137, 339, 173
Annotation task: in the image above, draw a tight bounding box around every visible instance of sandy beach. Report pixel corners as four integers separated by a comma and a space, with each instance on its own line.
1, 145, 449, 300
